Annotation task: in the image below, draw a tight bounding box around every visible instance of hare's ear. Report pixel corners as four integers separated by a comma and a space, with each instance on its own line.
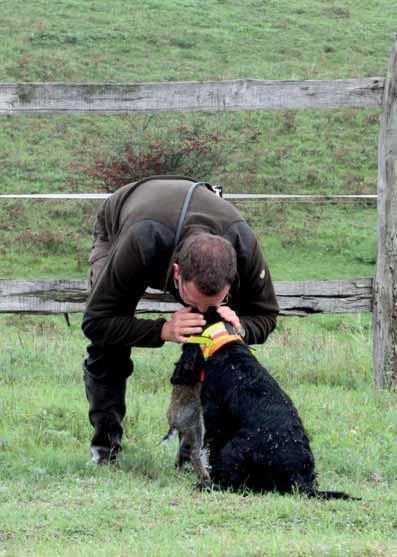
170, 344, 205, 385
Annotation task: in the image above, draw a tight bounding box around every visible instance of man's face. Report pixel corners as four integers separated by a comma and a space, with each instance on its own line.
173, 264, 230, 314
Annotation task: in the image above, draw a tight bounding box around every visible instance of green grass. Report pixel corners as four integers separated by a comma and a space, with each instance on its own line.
1, 200, 377, 281
0, 0, 394, 83
0, 0, 389, 200
0, 0, 384, 283
1, 314, 397, 556
0, 0, 385, 283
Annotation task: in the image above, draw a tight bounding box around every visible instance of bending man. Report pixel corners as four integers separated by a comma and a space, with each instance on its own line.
82, 175, 279, 464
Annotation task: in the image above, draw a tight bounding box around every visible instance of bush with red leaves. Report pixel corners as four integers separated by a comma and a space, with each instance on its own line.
77, 126, 229, 192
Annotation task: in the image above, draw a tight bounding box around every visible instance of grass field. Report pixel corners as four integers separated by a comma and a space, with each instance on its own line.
1, 1, 397, 555
1, 313, 397, 556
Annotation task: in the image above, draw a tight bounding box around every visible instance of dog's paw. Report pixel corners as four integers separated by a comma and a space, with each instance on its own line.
194, 479, 214, 492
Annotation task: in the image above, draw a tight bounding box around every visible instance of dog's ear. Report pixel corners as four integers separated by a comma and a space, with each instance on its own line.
170, 343, 205, 385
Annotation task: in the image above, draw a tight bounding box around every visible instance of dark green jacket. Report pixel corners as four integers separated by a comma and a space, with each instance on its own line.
82, 176, 279, 347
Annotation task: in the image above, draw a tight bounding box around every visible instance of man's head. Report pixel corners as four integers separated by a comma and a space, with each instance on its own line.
173, 233, 237, 313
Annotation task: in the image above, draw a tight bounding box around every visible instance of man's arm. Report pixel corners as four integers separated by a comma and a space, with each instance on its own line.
83, 233, 168, 347
236, 238, 279, 344
83, 233, 205, 347
224, 222, 279, 345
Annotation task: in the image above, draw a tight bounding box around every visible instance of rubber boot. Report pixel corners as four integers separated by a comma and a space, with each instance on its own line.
83, 363, 127, 465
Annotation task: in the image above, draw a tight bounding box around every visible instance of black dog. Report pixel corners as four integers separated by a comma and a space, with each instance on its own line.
171, 316, 357, 499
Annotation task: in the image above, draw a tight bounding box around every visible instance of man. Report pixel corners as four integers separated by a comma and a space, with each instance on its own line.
82, 175, 279, 464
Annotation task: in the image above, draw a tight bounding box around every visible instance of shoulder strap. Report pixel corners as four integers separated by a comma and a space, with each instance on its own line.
174, 181, 223, 247
174, 182, 208, 247
163, 180, 223, 292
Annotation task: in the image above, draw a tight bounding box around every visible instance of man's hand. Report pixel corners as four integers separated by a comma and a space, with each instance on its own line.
216, 305, 241, 330
161, 307, 206, 343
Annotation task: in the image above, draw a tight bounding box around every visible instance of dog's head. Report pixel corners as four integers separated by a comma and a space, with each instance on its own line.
202, 307, 233, 330
170, 307, 242, 386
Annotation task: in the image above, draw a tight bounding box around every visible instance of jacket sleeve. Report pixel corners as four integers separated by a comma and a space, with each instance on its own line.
82, 232, 166, 348
227, 224, 279, 345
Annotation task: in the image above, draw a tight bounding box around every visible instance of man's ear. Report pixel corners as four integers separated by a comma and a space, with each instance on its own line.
173, 263, 180, 281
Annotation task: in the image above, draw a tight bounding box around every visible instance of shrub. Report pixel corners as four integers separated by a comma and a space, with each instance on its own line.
77, 125, 230, 192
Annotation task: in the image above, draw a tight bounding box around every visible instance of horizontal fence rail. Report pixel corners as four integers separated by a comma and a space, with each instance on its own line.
0, 78, 384, 115
0, 193, 378, 203
0, 278, 373, 316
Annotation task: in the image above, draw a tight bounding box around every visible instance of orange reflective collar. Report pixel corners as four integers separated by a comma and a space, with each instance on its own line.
188, 322, 243, 361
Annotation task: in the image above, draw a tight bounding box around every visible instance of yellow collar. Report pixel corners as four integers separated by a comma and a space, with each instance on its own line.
188, 322, 243, 361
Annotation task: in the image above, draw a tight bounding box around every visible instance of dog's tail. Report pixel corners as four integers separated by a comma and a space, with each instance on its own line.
160, 428, 178, 446
311, 490, 361, 501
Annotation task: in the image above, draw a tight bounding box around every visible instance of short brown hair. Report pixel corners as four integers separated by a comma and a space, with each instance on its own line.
177, 233, 237, 295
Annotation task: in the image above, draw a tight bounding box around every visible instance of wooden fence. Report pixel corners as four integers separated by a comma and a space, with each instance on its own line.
1, 39, 396, 390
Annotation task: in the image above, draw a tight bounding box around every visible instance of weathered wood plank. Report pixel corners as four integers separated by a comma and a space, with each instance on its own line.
0, 78, 384, 115
373, 38, 397, 390
0, 278, 373, 316
0, 193, 378, 203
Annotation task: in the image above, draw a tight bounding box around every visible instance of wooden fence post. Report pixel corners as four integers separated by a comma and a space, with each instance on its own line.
373, 37, 397, 390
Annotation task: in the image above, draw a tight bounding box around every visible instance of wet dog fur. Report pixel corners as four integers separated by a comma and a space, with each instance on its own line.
169, 317, 358, 500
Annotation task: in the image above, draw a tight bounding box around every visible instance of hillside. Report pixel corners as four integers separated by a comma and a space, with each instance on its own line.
0, 0, 391, 282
